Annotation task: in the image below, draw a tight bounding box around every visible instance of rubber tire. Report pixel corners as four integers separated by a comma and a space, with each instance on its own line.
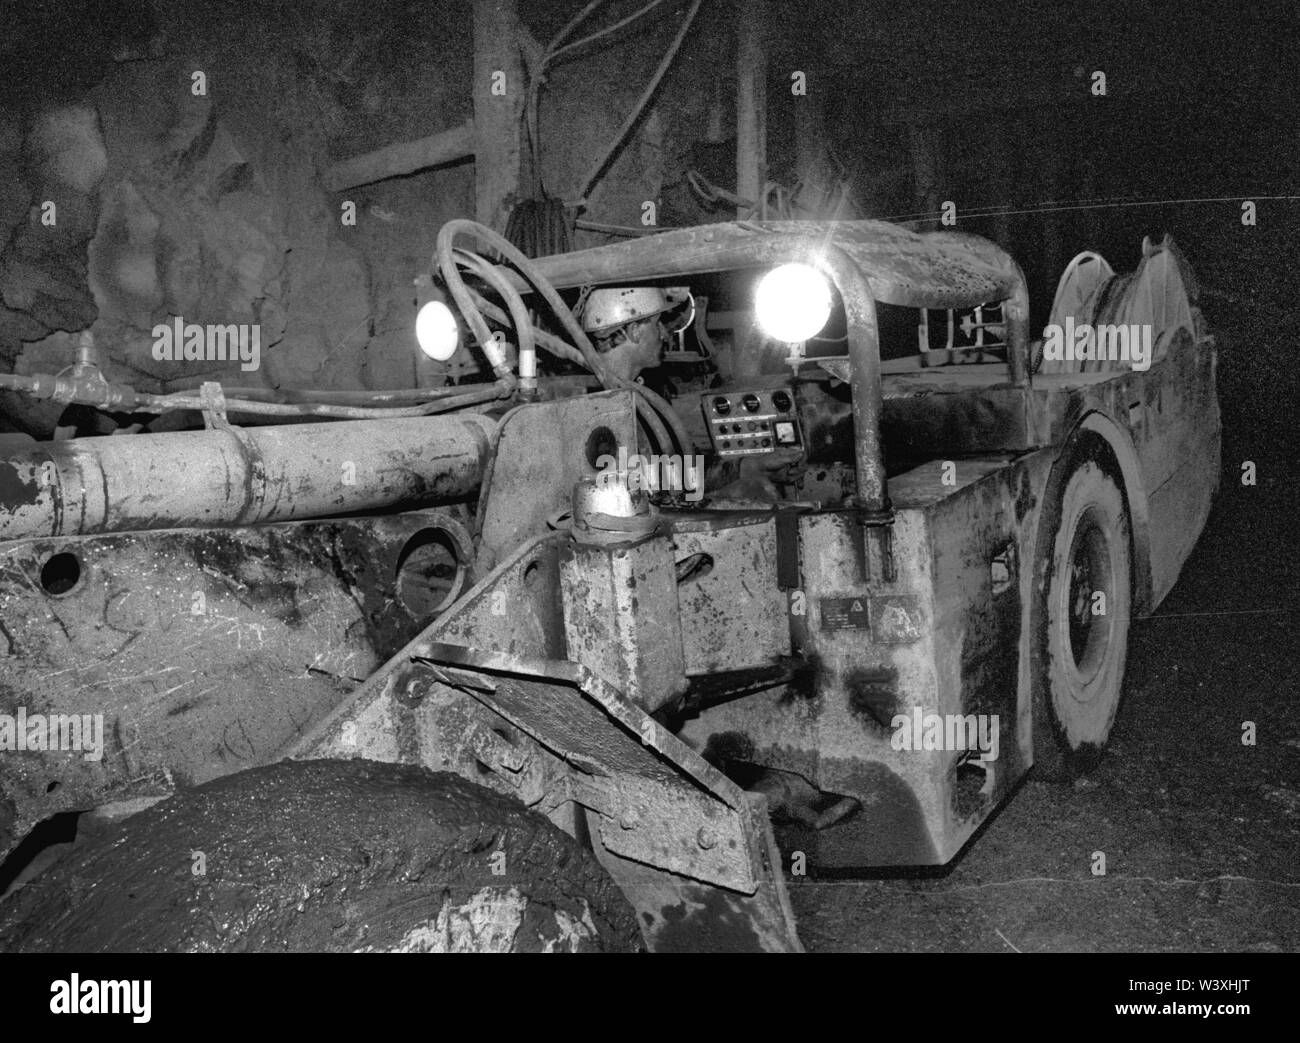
1030, 442, 1132, 781
0, 759, 643, 953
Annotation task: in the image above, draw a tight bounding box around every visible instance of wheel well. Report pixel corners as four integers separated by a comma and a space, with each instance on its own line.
1023, 415, 1146, 777
1060, 413, 1153, 615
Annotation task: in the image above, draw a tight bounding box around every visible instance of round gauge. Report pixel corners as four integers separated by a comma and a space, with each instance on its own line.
742, 393, 761, 413
772, 390, 792, 412
713, 396, 732, 415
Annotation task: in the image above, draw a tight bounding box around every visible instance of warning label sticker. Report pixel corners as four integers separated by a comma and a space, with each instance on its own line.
819, 597, 871, 630
818, 595, 925, 643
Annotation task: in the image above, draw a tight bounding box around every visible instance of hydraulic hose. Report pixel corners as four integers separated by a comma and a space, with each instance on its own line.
438, 219, 614, 387
0, 370, 507, 420
158, 383, 474, 404
435, 219, 691, 456
136, 385, 504, 419
466, 288, 586, 367
453, 248, 538, 393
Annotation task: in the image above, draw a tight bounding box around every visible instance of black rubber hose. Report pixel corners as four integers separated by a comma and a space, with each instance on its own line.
437, 219, 612, 385
457, 248, 672, 453
137, 386, 503, 419
452, 248, 537, 376
465, 287, 586, 366
435, 219, 690, 456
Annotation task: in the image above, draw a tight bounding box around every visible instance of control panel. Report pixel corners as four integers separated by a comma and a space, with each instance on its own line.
703, 388, 802, 457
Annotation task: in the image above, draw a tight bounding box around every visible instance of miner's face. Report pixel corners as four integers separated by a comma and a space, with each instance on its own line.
594, 317, 665, 381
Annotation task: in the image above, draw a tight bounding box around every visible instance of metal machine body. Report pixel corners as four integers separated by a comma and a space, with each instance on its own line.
0, 220, 1220, 951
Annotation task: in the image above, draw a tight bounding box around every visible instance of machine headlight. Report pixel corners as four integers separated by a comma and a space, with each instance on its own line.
416, 300, 460, 361
754, 263, 832, 343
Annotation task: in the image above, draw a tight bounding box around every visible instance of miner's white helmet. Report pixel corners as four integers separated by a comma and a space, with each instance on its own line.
582, 287, 672, 335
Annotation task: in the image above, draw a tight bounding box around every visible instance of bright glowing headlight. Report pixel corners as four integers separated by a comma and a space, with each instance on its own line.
754, 263, 832, 343
415, 300, 460, 361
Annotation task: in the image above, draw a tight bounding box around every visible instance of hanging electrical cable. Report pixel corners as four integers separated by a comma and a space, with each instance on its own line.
576, 0, 703, 204
514, 0, 701, 243
547, 0, 607, 56
546, 0, 675, 66
505, 0, 615, 256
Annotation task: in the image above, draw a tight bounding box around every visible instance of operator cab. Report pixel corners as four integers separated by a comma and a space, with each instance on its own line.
572, 266, 1023, 510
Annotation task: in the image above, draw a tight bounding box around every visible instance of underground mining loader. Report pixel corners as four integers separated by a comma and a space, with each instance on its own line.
0, 219, 1218, 952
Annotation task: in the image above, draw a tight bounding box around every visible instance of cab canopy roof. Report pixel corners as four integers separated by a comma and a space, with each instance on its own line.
516, 220, 1024, 312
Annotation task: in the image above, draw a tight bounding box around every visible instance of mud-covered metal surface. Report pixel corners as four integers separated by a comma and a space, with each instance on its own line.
0, 222, 1222, 952
589, 792, 803, 953
671, 513, 791, 676
290, 524, 803, 951
476, 390, 638, 572
298, 534, 755, 886
679, 452, 1053, 868
513, 220, 1026, 313
560, 534, 686, 714
0, 511, 468, 863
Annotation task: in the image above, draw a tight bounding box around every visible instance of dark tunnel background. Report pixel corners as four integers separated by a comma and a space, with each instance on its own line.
1, 0, 1296, 444
0, 0, 1297, 952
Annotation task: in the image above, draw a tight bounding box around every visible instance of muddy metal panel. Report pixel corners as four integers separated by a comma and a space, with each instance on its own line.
290, 531, 802, 951
585, 794, 799, 953
476, 390, 639, 572
881, 333, 1218, 615
882, 378, 1054, 459
679, 505, 944, 866
909, 455, 1048, 828
0, 513, 465, 863
560, 536, 686, 713
1032, 333, 1219, 606
512, 220, 1024, 312
556, 513, 792, 712
672, 515, 791, 676
680, 451, 1054, 867
1098, 335, 1218, 605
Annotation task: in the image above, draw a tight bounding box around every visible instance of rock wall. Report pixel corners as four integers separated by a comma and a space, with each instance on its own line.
0, 0, 478, 434
0, 0, 755, 437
